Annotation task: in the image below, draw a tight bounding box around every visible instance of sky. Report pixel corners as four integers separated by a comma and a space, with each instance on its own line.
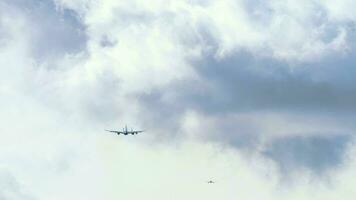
1, 0, 356, 199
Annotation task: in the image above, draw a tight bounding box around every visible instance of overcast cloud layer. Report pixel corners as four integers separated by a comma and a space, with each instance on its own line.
1, 0, 356, 199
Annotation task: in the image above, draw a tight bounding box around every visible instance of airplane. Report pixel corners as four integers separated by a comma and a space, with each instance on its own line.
207, 180, 215, 184
105, 125, 144, 135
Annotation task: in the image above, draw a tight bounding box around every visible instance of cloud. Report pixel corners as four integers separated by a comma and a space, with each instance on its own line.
263, 134, 351, 175
1, 0, 87, 64
2, 0, 356, 199
0, 170, 36, 200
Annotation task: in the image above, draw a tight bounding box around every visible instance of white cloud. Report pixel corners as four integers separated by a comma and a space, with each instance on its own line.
322, 0, 356, 22
52, 0, 355, 86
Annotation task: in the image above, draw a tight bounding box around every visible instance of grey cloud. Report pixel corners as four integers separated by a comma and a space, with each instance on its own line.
262, 134, 352, 175
140, 47, 356, 119
100, 35, 117, 48
190, 50, 356, 114
4, 0, 87, 63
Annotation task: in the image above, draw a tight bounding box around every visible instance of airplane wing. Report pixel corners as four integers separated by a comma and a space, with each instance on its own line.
105, 130, 124, 134
128, 130, 144, 134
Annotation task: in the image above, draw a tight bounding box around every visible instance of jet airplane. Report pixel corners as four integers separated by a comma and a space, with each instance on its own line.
105, 125, 144, 135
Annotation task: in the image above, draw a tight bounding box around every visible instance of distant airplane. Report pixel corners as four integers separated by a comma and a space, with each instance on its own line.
105, 125, 144, 135
207, 180, 215, 184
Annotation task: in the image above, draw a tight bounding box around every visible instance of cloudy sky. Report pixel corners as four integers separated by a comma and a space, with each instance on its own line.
1, 0, 356, 199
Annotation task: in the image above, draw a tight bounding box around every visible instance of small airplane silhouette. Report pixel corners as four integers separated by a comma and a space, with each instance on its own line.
105, 125, 144, 135
207, 180, 215, 184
